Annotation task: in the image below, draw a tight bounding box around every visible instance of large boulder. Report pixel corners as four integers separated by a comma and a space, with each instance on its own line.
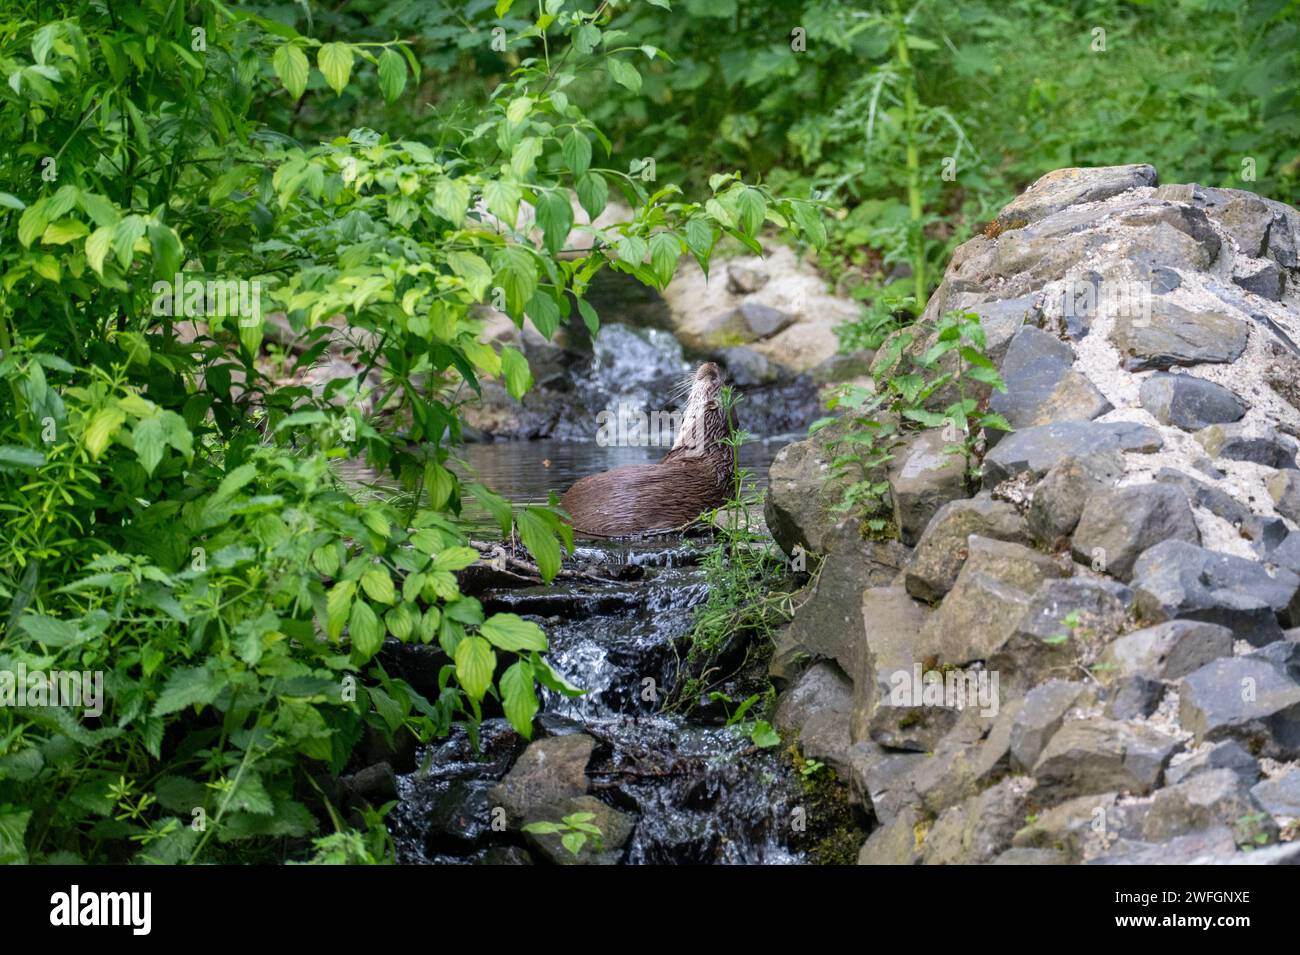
1070, 482, 1201, 581
903, 496, 1030, 602
1179, 656, 1300, 758
1031, 719, 1180, 799
764, 418, 863, 555
886, 429, 969, 545
982, 420, 1162, 488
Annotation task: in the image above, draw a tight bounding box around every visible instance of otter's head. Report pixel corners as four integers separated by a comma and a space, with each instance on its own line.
672, 362, 730, 455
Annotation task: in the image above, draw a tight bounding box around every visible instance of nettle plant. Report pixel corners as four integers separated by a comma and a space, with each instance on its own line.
813, 310, 1009, 535
0, 1, 824, 863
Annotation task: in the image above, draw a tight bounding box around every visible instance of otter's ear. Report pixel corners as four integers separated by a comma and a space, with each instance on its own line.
707, 399, 719, 411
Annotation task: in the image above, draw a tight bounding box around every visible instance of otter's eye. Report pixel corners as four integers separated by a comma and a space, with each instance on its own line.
707, 399, 719, 411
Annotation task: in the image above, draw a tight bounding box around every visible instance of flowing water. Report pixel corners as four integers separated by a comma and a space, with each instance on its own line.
367, 322, 821, 864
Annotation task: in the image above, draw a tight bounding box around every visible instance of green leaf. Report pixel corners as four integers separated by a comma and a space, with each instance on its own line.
535, 191, 574, 255
360, 566, 396, 604
495, 0, 515, 15
348, 599, 384, 660
0, 445, 45, 469
85, 226, 113, 275
562, 130, 592, 177
616, 234, 648, 267
750, 720, 780, 748
326, 580, 356, 641
17, 202, 47, 248
41, 219, 88, 245
576, 297, 599, 337
735, 187, 766, 235
18, 613, 80, 647
454, 635, 496, 701
432, 178, 471, 225
132, 416, 166, 474
377, 48, 407, 103
273, 44, 309, 100
111, 215, 147, 269
480, 612, 548, 652
448, 251, 493, 301
433, 546, 481, 571
517, 508, 561, 582
649, 231, 682, 286
153, 665, 222, 717
466, 483, 513, 536
483, 179, 522, 227
501, 346, 533, 399
792, 201, 827, 248
525, 289, 560, 337
0, 809, 31, 865
318, 42, 355, 96
607, 58, 641, 93
500, 660, 538, 738
576, 173, 608, 219
83, 406, 126, 459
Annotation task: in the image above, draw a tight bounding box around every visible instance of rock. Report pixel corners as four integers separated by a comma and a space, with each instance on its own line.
988, 327, 1110, 436
969, 295, 1042, 358
424, 779, 494, 850
1091, 827, 1240, 864
1251, 769, 1300, 817
1196, 422, 1299, 469
982, 420, 1162, 488
1187, 841, 1300, 864
1142, 769, 1274, 843
856, 807, 923, 865
1233, 258, 1285, 300
714, 345, 777, 386
721, 301, 797, 342
489, 734, 594, 826
1100, 620, 1235, 682
993, 847, 1069, 864
920, 537, 1064, 665
920, 777, 1035, 865
726, 260, 769, 295
1071, 483, 1201, 581
1116, 203, 1223, 265
1139, 373, 1246, 431
764, 418, 863, 555
1131, 540, 1300, 645
1031, 719, 1180, 799
1026, 450, 1126, 546
783, 539, 910, 676
1009, 681, 1089, 772
989, 577, 1134, 689
1011, 792, 1127, 861
992, 164, 1158, 231
1104, 675, 1164, 720
1268, 470, 1300, 524
1110, 301, 1248, 371
1165, 740, 1261, 787
775, 661, 855, 777
851, 587, 943, 751
341, 762, 397, 803
886, 429, 969, 546
847, 743, 927, 825
1179, 656, 1300, 758
1207, 193, 1274, 257
907, 702, 1024, 814
904, 496, 1029, 602
1272, 533, 1300, 576
524, 794, 634, 865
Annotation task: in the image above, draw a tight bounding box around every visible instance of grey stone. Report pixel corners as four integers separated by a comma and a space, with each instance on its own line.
1179, 656, 1300, 758
1056, 271, 1102, 340
1110, 300, 1248, 371
887, 429, 969, 546
1011, 792, 1128, 861
1207, 193, 1274, 257
1251, 769, 1300, 817
993, 164, 1158, 230
1091, 827, 1239, 865
1131, 540, 1300, 645
775, 661, 855, 777
1139, 373, 1246, 431
847, 743, 926, 826
1233, 258, 1285, 300
764, 418, 863, 556
992, 847, 1069, 865
1196, 421, 1299, 469
1249, 640, 1300, 683
921, 777, 1034, 865
1187, 841, 1300, 864
490, 734, 593, 826
983, 420, 1162, 488
1165, 740, 1261, 787
725, 260, 769, 295
1272, 532, 1300, 576
1071, 483, 1200, 581
1268, 470, 1300, 524
721, 301, 796, 341
856, 806, 922, 865
1031, 719, 1180, 799
903, 495, 1029, 602
1142, 769, 1274, 843
988, 327, 1109, 437
969, 295, 1041, 359
524, 794, 633, 865
1101, 620, 1235, 682
1104, 675, 1164, 720
1116, 203, 1223, 264
715, 345, 776, 386
1027, 450, 1126, 546
1010, 680, 1089, 772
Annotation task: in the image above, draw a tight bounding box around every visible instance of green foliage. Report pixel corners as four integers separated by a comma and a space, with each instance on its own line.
0, 0, 821, 864
521, 810, 603, 858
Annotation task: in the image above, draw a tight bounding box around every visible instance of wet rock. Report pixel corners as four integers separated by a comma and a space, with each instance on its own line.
1233, 258, 1285, 300
887, 429, 969, 546
1104, 676, 1164, 720
921, 777, 1035, 865
1196, 421, 1299, 469
775, 661, 854, 777
1267, 470, 1300, 524
989, 577, 1134, 690
1250, 769, 1300, 817
1139, 373, 1246, 431
764, 418, 866, 556
1165, 740, 1261, 787
489, 734, 594, 826
904, 496, 1029, 602
1131, 540, 1300, 645
992, 164, 1157, 231
726, 260, 769, 295
425, 779, 494, 850
342, 762, 398, 804
993, 847, 1069, 864
1100, 620, 1234, 683
1110, 301, 1248, 371
1031, 719, 1179, 799
1027, 450, 1126, 546
988, 327, 1109, 437
982, 420, 1163, 488
1010, 681, 1089, 773
1071, 483, 1201, 581
524, 794, 634, 865
1179, 656, 1300, 758
1142, 769, 1274, 843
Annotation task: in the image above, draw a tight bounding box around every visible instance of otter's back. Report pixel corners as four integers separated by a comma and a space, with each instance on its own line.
559, 458, 730, 537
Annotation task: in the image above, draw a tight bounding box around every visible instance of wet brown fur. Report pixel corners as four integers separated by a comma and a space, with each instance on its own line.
559, 363, 734, 536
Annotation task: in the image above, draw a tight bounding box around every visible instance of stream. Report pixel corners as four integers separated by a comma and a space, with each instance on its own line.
359, 321, 824, 864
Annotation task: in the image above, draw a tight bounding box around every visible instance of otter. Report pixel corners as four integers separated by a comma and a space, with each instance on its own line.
560, 362, 735, 537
